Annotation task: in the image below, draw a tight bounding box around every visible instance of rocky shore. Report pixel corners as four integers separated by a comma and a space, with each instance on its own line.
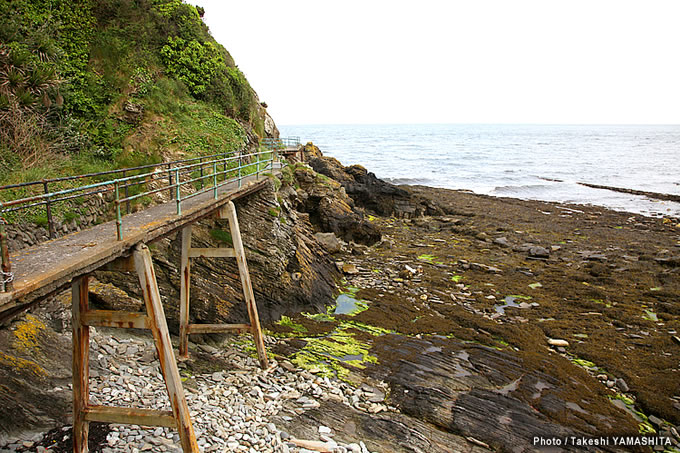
1, 147, 679, 452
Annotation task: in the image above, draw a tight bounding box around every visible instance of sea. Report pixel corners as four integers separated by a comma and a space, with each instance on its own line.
279, 124, 680, 217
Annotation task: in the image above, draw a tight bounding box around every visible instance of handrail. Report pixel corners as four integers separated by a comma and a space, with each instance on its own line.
0, 146, 291, 292
261, 136, 300, 150
0, 150, 237, 191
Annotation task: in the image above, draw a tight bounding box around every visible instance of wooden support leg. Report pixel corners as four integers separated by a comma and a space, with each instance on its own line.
225, 201, 269, 369
72, 276, 90, 453
179, 226, 192, 359
133, 244, 199, 453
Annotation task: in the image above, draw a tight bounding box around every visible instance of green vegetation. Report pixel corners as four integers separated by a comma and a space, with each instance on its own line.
642, 309, 658, 322
209, 228, 232, 245
417, 254, 436, 262
0, 0, 268, 207
276, 316, 307, 334
302, 312, 336, 322
570, 357, 597, 369
608, 393, 659, 435
290, 327, 378, 382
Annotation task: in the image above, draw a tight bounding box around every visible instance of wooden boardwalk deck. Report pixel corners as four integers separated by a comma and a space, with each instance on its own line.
0, 169, 279, 315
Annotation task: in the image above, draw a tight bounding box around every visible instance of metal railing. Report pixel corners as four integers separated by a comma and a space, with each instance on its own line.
0, 147, 284, 292
261, 136, 301, 151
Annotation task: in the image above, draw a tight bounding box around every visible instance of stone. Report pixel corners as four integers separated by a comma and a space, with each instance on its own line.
648, 415, 664, 427
616, 378, 630, 392
470, 263, 502, 273
528, 246, 550, 259
548, 339, 569, 347
314, 232, 343, 254
291, 165, 381, 245
342, 264, 359, 275
494, 237, 511, 247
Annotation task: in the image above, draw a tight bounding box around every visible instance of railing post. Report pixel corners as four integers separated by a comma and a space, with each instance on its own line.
256, 150, 260, 180
43, 181, 55, 239
199, 158, 204, 190
167, 163, 174, 200
238, 151, 242, 188
114, 181, 123, 240
0, 213, 12, 292
175, 168, 181, 216
123, 170, 131, 214
212, 162, 218, 199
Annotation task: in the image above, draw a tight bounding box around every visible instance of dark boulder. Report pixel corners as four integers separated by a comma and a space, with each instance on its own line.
288, 165, 381, 246
308, 156, 444, 218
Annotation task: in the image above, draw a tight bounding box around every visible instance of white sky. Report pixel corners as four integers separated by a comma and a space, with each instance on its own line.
193, 0, 680, 125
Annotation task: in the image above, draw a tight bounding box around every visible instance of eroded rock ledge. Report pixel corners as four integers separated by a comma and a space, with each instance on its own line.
308, 156, 445, 218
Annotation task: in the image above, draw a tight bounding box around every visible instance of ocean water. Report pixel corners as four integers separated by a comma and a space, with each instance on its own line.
279, 124, 680, 217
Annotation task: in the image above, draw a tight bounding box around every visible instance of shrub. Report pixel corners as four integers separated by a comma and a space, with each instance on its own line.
160, 36, 225, 97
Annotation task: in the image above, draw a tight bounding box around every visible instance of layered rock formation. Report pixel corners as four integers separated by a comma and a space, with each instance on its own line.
308, 156, 445, 218
286, 164, 381, 246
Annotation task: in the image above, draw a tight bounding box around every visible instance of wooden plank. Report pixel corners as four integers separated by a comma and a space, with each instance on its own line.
83, 406, 175, 427
72, 276, 90, 453
225, 201, 269, 369
134, 244, 199, 452
179, 226, 191, 359
102, 254, 135, 272
81, 310, 150, 329
188, 248, 236, 258
188, 323, 251, 334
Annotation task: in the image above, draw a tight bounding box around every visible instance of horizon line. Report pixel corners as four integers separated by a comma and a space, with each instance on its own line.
279, 122, 680, 127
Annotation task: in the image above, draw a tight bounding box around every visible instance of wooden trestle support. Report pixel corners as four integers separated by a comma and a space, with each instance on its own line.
71, 201, 268, 453
179, 201, 269, 368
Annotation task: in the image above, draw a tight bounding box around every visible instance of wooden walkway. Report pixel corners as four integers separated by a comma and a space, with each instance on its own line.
0, 169, 278, 314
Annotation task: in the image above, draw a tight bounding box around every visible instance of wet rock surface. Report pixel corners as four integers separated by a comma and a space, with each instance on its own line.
270, 183, 680, 451
367, 334, 627, 451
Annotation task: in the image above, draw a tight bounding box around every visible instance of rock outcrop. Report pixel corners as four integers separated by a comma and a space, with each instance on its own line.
0, 296, 76, 441
301, 142, 323, 161
368, 334, 641, 452
286, 164, 381, 246
308, 156, 444, 218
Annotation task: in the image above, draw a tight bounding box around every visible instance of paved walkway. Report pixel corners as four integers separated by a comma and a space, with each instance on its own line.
0, 169, 279, 314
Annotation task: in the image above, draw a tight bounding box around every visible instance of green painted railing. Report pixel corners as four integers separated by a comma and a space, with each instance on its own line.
261, 136, 300, 151
0, 146, 289, 292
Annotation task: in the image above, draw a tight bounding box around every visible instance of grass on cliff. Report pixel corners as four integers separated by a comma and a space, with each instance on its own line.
0, 0, 265, 202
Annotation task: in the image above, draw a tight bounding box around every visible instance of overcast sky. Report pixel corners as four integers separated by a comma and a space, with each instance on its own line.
193, 0, 680, 126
